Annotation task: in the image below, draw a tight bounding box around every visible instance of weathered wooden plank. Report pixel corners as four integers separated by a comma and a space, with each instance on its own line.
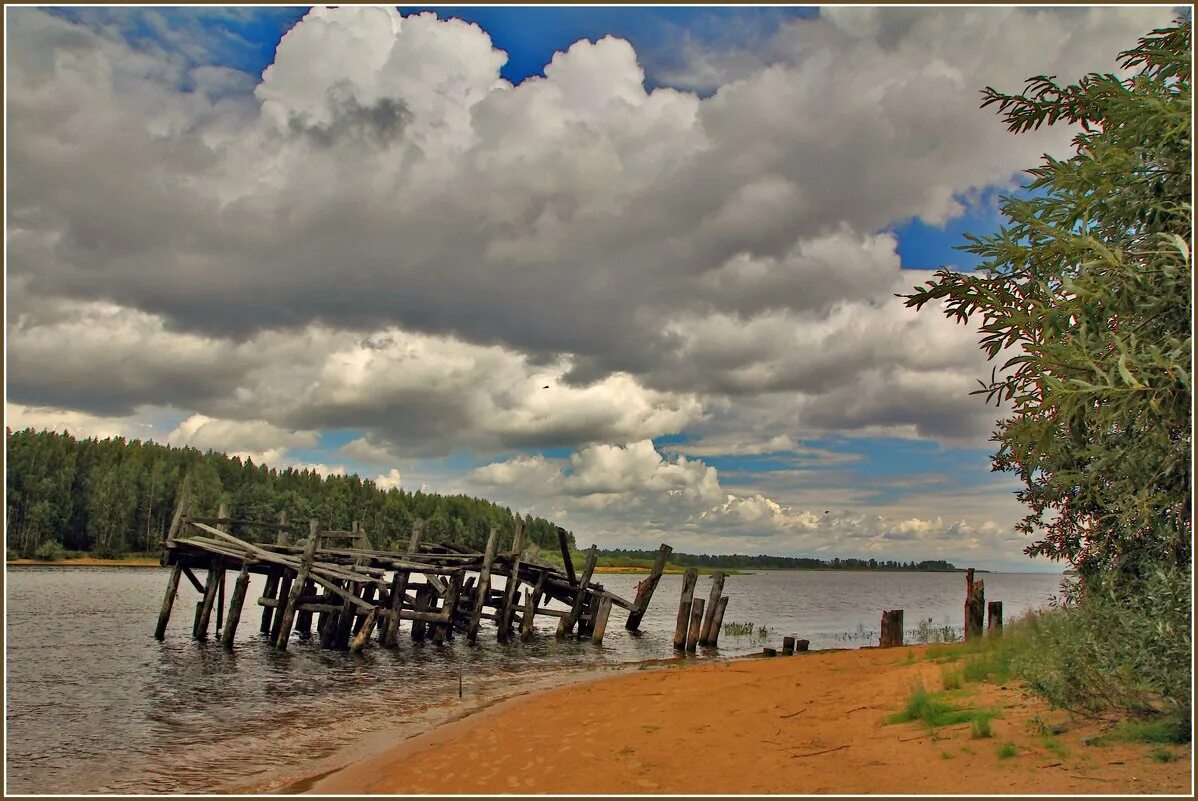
410, 583, 433, 642
520, 572, 548, 641
349, 608, 379, 654
220, 563, 252, 649
154, 564, 183, 640
591, 595, 614, 644
181, 565, 206, 594
557, 527, 576, 585
987, 601, 1003, 635
467, 527, 500, 643
433, 574, 461, 644
965, 570, 985, 641
625, 543, 672, 631
192, 556, 222, 640
294, 579, 316, 635
698, 571, 726, 646
708, 595, 729, 647
557, 546, 598, 638
214, 505, 229, 634
674, 568, 699, 651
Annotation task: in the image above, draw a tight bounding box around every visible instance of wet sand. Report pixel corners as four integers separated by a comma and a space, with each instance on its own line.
308, 644, 1190, 795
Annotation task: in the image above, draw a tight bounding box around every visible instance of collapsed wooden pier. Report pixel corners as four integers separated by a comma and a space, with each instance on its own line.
153, 498, 674, 652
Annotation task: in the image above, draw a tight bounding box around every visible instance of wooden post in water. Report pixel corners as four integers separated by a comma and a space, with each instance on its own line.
557, 527, 576, 586
625, 543, 672, 631
673, 568, 699, 651
497, 520, 526, 641
964, 570, 985, 641
295, 580, 316, 635
879, 609, 904, 647
382, 524, 423, 646
274, 519, 320, 651
557, 546, 598, 638
987, 601, 1003, 636
161, 484, 191, 566
411, 583, 432, 642
260, 511, 288, 633
467, 527, 500, 643
782, 636, 795, 655
193, 555, 222, 640
708, 595, 730, 647
685, 597, 705, 653
213, 504, 230, 636
349, 608, 379, 654
521, 572, 547, 641
698, 571, 726, 646
221, 562, 252, 649
433, 574, 461, 644
591, 595, 613, 644
154, 564, 183, 640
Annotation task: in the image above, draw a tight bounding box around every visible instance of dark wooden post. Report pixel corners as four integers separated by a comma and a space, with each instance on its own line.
625, 543, 672, 631
782, 636, 795, 655
410, 583, 433, 642
685, 597, 705, 653
987, 601, 1003, 636
557, 527, 576, 585
698, 571, 726, 646
213, 504, 230, 636
433, 574, 461, 644
193, 555, 222, 640
154, 564, 183, 640
161, 485, 191, 566
382, 523, 423, 646
965, 570, 985, 641
673, 568, 699, 651
349, 608, 380, 654
521, 572, 547, 641
221, 562, 252, 649
557, 545, 598, 638
497, 521, 526, 641
274, 519, 320, 651
880, 609, 904, 647
260, 510, 288, 633
467, 527, 500, 643
294, 579, 316, 635
591, 595, 613, 644
708, 595, 730, 647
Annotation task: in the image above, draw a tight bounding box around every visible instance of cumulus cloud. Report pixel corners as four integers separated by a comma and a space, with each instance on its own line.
164, 414, 319, 465
375, 467, 403, 491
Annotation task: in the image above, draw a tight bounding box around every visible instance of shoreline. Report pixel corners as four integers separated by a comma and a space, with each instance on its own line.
7, 557, 162, 568
300, 645, 1190, 795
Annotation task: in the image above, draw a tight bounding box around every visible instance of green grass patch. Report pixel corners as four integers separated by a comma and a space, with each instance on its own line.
997, 741, 1018, 759
1088, 716, 1190, 746
1151, 747, 1181, 763
887, 681, 998, 731
1041, 734, 1069, 757
941, 666, 964, 691
971, 717, 993, 739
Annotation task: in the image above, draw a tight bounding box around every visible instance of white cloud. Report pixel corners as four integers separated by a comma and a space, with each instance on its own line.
375, 467, 403, 491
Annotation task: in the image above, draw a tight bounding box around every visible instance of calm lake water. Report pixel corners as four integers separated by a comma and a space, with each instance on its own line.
5, 566, 1064, 794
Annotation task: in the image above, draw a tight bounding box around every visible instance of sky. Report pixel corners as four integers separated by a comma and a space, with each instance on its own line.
5, 5, 1175, 571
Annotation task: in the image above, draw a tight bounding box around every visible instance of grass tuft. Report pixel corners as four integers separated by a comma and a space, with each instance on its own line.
971, 717, 993, 739
997, 741, 1018, 759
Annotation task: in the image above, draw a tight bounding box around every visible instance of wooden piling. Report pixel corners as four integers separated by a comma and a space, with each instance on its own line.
698, 571, 726, 646
467, 527, 500, 643
154, 564, 183, 640
497, 521, 526, 641
965, 570, 985, 641
521, 572, 547, 641
193, 556, 221, 640
557, 526, 576, 585
987, 601, 1003, 635
796, 639, 809, 652
625, 543, 672, 631
782, 636, 795, 655
708, 595, 729, 647
880, 609, 904, 647
161, 486, 191, 566
295, 579, 316, 635
557, 545, 598, 638
259, 510, 288, 633
274, 519, 320, 651
673, 567, 699, 651
221, 562, 251, 649
349, 607, 379, 654
685, 597, 705, 653
433, 574, 461, 644
411, 583, 432, 642
591, 595, 613, 644
762, 647, 777, 657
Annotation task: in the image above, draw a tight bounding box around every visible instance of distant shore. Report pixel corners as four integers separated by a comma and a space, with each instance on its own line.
300, 644, 1190, 795
7, 556, 161, 568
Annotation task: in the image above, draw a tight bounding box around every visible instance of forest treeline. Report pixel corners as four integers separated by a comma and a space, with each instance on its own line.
4, 428, 570, 559
590, 547, 957, 572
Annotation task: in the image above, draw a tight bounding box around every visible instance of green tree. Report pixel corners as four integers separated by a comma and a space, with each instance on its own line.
904, 19, 1192, 575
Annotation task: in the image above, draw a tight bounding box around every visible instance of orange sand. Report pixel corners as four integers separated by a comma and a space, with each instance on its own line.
307, 645, 1190, 795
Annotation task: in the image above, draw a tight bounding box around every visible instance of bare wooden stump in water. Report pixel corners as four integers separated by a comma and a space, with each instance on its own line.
685, 597, 705, 653
349, 607, 379, 654
698, 572, 726, 646
521, 572, 547, 641
879, 609, 904, 648
154, 564, 183, 640
782, 636, 795, 655
625, 543, 672, 631
467, 527, 500, 643
708, 595, 730, 647
274, 520, 321, 651
674, 568, 699, 651
964, 570, 985, 641
193, 556, 222, 640
762, 647, 777, 657
591, 595, 614, 644
497, 521, 526, 641
557, 546, 598, 638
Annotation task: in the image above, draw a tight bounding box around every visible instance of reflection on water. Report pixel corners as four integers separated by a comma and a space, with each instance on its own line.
5, 566, 1063, 793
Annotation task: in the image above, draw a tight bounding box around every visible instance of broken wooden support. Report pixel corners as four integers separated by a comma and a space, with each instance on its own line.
782, 636, 795, 655
591, 595, 614, 644
259, 510, 288, 633
521, 572, 547, 641
674, 567, 699, 651
797, 639, 809, 652
193, 556, 222, 640
557, 526, 576, 585
685, 597, 705, 653
274, 519, 320, 651
294, 579, 316, 635
625, 543, 672, 631
221, 562, 252, 649
467, 527, 500, 643
879, 609, 904, 648
497, 521, 525, 641
987, 601, 1003, 636
708, 595, 729, 647
698, 571, 726, 646
557, 545, 598, 638
154, 564, 183, 640
349, 607, 379, 654
964, 570, 985, 641
161, 485, 191, 566
433, 574, 461, 644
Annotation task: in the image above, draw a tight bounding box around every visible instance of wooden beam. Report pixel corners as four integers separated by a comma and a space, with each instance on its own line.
192, 555, 221, 640
557, 527, 576, 585
220, 562, 252, 649
674, 568, 699, 651
591, 595, 614, 644
708, 595, 729, 647
557, 546, 598, 638
467, 527, 500, 643
625, 543, 672, 631
686, 597, 704, 653
698, 571, 726, 646
154, 564, 183, 640
496, 520, 526, 641
274, 519, 320, 651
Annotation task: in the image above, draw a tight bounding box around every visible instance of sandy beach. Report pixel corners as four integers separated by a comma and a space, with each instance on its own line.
306, 645, 1191, 795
